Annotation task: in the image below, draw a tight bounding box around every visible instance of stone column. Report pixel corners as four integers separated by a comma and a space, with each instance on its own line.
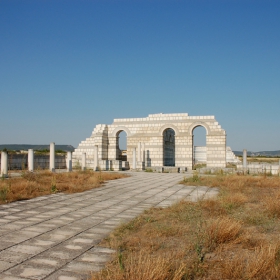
94, 145, 98, 171
1, 151, 8, 177
50, 142, 55, 172
138, 142, 141, 162
243, 149, 247, 168
28, 149, 34, 172
82, 153, 86, 171
132, 147, 136, 169
142, 143, 145, 165
67, 151, 72, 172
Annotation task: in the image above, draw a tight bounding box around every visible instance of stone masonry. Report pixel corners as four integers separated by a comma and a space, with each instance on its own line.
73, 113, 227, 170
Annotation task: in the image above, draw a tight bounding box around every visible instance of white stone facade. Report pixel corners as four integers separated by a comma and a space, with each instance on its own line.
194, 146, 240, 164
73, 113, 227, 170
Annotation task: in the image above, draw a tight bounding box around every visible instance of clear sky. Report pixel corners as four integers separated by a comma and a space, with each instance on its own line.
1, 0, 279, 152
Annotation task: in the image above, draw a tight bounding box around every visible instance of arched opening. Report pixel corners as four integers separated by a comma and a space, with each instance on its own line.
163, 128, 175, 166
192, 126, 207, 168
117, 130, 127, 161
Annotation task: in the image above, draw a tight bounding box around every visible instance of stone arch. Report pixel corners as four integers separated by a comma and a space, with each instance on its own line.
162, 127, 176, 166
108, 126, 132, 163
159, 124, 180, 136
73, 113, 226, 170
188, 122, 210, 136
111, 126, 132, 137
188, 122, 210, 170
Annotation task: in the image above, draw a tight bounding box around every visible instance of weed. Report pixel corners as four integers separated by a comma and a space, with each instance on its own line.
193, 163, 206, 170
50, 176, 57, 193
193, 171, 200, 181
51, 184, 58, 193
0, 185, 9, 201
118, 249, 125, 271
183, 172, 201, 183
145, 168, 153, 172
98, 171, 103, 181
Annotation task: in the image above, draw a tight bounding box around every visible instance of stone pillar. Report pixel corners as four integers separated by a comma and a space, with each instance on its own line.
1, 151, 8, 177
81, 153, 86, 171
50, 142, 55, 172
142, 143, 145, 165
28, 149, 34, 172
94, 145, 98, 171
243, 149, 247, 168
138, 142, 141, 162
67, 151, 72, 172
132, 147, 136, 169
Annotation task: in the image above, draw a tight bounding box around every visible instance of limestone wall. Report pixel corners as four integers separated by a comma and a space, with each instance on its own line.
236, 163, 280, 175
73, 113, 227, 170
194, 146, 240, 164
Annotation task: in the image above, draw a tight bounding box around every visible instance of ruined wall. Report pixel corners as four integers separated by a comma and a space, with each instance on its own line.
73, 113, 227, 170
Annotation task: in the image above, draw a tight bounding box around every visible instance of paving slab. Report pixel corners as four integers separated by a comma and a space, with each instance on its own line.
0, 171, 217, 279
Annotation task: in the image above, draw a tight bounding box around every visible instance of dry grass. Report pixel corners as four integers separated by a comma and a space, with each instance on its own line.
239, 156, 280, 163
91, 174, 280, 280
91, 251, 187, 280
263, 189, 280, 218
0, 170, 126, 204
205, 217, 242, 249
221, 244, 280, 280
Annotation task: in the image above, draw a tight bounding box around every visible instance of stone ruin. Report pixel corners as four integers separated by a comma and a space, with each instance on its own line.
72, 113, 227, 171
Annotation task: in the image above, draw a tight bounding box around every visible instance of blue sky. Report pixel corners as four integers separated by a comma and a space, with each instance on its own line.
1, 0, 279, 151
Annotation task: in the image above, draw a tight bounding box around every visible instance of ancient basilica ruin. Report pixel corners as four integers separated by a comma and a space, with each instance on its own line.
73, 113, 228, 171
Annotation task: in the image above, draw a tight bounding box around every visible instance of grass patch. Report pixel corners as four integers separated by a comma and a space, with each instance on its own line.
91, 174, 280, 280
0, 170, 126, 204
145, 168, 153, 172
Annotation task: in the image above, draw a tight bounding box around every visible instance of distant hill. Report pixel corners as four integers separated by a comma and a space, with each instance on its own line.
233, 150, 280, 157
0, 144, 75, 152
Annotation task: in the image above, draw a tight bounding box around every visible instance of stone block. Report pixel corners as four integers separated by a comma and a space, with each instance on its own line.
162, 167, 179, 173
136, 161, 145, 170
111, 160, 122, 171
179, 167, 187, 173
122, 161, 129, 170
98, 160, 110, 171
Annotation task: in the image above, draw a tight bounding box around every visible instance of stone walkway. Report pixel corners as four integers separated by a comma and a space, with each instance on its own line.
0, 172, 218, 280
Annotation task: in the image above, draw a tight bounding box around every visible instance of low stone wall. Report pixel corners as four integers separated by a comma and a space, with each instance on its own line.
197, 167, 236, 174
236, 163, 280, 175
196, 164, 280, 176
0, 154, 66, 170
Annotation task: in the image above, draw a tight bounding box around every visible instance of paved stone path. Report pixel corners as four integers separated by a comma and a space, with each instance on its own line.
0, 172, 218, 280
